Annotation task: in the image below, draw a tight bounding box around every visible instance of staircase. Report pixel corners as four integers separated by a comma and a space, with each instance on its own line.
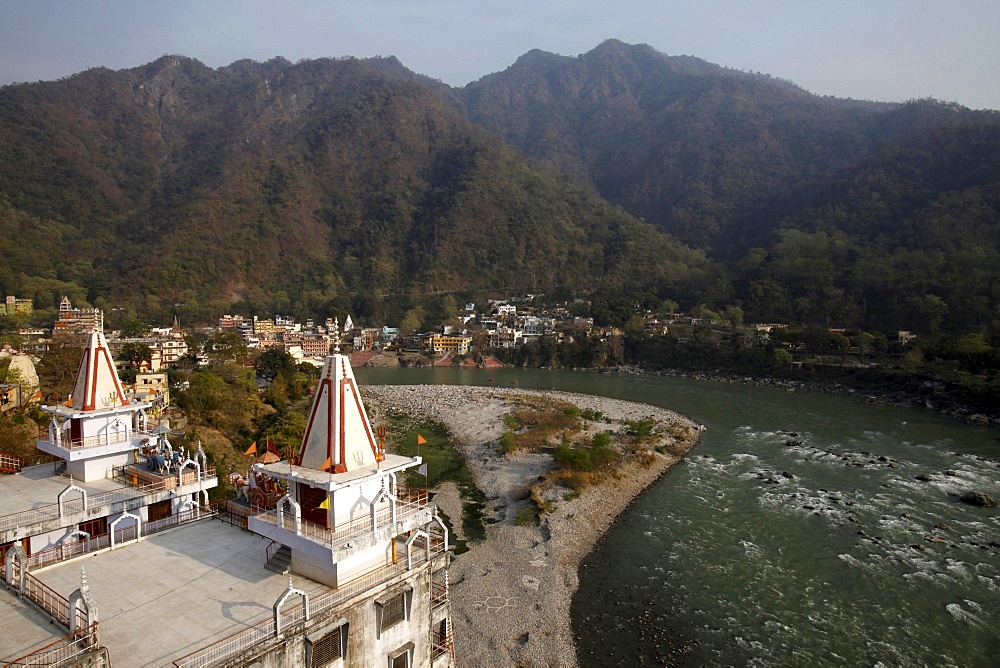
266, 544, 291, 574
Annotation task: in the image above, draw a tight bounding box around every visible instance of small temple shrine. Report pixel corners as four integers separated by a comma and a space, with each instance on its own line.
238, 340, 455, 665
248, 352, 445, 587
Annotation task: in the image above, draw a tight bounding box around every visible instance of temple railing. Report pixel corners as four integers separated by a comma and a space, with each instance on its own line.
0, 452, 22, 474
430, 580, 449, 609
0, 470, 216, 534
37, 428, 157, 450
22, 571, 74, 628
250, 496, 430, 548
172, 530, 448, 668
1, 622, 100, 667
26, 504, 221, 570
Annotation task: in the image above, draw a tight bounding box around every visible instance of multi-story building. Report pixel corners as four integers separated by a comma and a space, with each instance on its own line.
521, 316, 549, 339
252, 316, 277, 336
3, 295, 33, 317
158, 337, 188, 364
488, 327, 522, 349
381, 326, 399, 343
430, 335, 472, 355
133, 372, 170, 413
53, 296, 103, 333
300, 333, 331, 358
219, 314, 245, 330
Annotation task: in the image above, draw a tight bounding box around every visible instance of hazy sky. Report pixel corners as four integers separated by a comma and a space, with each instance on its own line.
2, 0, 998, 110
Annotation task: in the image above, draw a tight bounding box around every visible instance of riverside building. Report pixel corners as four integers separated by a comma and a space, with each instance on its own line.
1, 334, 454, 667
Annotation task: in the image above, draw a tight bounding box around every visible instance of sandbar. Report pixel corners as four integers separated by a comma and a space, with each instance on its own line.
364, 384, 701, 667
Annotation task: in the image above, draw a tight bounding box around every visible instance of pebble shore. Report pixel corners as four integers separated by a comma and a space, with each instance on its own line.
363, 384, 702, 667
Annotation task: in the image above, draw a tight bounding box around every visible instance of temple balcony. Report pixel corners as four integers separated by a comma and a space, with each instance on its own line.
36, 428, 157, 461
248, 493, 435, 563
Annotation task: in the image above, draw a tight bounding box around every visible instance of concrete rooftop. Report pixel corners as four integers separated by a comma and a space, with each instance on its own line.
2, 519, 331, 666
0, 463, 124, 516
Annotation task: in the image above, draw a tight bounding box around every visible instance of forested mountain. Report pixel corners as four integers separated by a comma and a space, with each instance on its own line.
0, 54, 719, 327
460, 40, 1000, 334
1, 41, 998, 336
460, 40, 998, 249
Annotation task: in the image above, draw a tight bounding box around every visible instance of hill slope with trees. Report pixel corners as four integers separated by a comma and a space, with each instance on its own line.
458, 40, 1000, 335
0, 54, 718, 327
0, 42, 998, 337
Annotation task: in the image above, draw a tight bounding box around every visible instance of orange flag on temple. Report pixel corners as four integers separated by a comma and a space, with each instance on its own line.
416, 434, 428, 445
244, 441, 257, 456
320, 456, 332, 472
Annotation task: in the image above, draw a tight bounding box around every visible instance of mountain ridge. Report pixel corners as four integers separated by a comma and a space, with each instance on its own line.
1, 42, 997, 336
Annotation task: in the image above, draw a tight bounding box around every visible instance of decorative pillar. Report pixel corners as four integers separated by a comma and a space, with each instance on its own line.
3, 542, 27, 596
58, 477, 88, 517
273, 575, 309, 636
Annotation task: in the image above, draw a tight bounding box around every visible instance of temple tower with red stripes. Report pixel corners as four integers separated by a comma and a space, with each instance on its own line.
246, 346, 455, 666
37, 330, 154, 482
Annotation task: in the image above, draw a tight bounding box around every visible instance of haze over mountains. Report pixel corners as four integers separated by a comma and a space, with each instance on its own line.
1, 40, 998, 336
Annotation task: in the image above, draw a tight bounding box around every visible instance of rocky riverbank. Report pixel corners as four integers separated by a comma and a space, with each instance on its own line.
363, 384, 702, 667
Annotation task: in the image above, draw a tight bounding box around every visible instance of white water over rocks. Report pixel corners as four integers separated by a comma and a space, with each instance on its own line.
358, 367, 1000, 666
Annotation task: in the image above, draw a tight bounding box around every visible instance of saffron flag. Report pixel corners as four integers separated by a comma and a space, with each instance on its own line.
320, 456, 332, 472
266, 438, 278, 454
318, 497, 330, 510
416, 434, 428, 445
418, 463, 428, 476
244, 441, 257, 456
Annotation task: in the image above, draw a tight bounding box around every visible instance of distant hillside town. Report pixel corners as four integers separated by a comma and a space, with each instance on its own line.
3, 292, 927, 374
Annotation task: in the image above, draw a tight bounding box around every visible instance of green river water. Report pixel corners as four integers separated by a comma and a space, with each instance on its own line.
359, 366, 1000, 666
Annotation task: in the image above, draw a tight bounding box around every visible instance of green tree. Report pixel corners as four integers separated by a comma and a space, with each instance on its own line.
120, 342, 152, 369
773, 348, 793, 367
119, 311, 151, 338
659, 300, 678, 317
182, 371, 229, 413
263, 373, 289, 410
0, 312, 27, 348
399, 307, 424, 334
722, 305, 744, 328
253, 409, 307, 455
953, 332, 989, 357
203, 331, 249, 365
919, 294, 949, 336
35, 332, 85, 402
257, 349, 297, 382
0, 360, 18, 386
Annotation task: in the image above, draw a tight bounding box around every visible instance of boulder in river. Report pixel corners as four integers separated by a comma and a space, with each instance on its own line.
959, 491, 998, 508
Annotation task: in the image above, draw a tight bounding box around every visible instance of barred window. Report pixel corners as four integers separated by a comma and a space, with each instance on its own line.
382, 592, 406, 630
309, 624, 346, 667
376, 587, 412, 638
